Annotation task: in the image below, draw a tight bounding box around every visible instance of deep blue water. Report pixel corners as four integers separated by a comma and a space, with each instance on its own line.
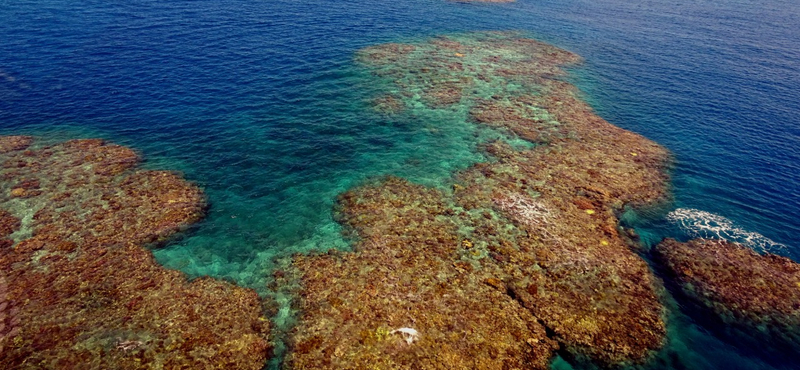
1, 0, 798, 368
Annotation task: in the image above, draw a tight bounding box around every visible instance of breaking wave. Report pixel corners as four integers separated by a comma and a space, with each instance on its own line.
666, 208, 787, 253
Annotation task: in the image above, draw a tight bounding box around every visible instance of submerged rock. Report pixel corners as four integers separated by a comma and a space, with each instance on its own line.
371, 94, 406, 114
287, 32, 670, 369
0, 137, 271, 369
655, 238, 800, 348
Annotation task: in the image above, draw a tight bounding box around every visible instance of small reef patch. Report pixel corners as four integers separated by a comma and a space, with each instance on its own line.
284, 32, 672, 368
0, 136, 272, 369
655, 238, 800, 361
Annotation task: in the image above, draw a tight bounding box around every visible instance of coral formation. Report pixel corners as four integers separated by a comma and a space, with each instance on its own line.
371, 95, 406, 115
0, 272, 19, 358
0, 137, 271, 369
287, 178, 557, 369
0, 136, 32, 154
287, 32, 671, 369
655, 238, 800, 348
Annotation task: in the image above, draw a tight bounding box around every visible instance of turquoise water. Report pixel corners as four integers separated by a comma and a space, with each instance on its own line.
1, 0, 798, 368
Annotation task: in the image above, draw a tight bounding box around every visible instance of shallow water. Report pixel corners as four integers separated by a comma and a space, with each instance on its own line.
1, 0, 798, 368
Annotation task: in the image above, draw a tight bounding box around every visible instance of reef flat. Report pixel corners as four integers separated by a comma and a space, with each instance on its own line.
287, 177, 558, 369
0, 137, 271, 369
285, 32, 671, 368
655, 238, 800, 353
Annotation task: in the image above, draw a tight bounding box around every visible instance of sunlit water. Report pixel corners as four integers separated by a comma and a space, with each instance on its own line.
1, 0, 798, 368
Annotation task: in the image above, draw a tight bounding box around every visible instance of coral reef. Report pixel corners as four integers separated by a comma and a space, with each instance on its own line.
371, 94, 406, 115
655, 238, 800, 348
287, 32, 671, 369
0, 137, 271, 369
0, 272, 20, 358
0, 210, 18, 248
0, 136, 32, 154
287, 178, 557, 369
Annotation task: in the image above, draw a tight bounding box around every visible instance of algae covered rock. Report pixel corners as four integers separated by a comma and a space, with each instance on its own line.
0, 136, 271, 369
655, 238, 800, 348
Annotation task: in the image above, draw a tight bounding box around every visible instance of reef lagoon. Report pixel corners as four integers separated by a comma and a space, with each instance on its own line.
1, 0, 799, 369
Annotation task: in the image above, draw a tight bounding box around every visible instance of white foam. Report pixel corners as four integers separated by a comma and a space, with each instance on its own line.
666, 208, 787, 253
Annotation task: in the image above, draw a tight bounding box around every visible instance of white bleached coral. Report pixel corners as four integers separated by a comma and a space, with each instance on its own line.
390, 327, 420, 345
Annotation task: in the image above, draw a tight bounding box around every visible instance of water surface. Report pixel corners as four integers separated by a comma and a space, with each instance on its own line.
1, 0, 798, 368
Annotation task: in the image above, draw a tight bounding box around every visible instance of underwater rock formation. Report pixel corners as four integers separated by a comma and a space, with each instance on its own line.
0, 137, 271, 369
287, 32, 670, 368
655, 238, 800, 348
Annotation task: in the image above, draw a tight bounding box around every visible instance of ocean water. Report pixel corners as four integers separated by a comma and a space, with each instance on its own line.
1, 0, 798, 369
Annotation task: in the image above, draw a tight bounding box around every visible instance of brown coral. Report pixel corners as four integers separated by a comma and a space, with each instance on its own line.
0, 137, 271, 369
